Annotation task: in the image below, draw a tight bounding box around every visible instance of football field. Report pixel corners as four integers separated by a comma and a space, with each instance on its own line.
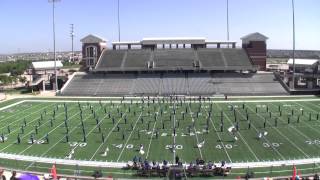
1, 98, 320, 168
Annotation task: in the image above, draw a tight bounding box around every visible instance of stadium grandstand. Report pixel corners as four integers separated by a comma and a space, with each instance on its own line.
60, 32, 288, 96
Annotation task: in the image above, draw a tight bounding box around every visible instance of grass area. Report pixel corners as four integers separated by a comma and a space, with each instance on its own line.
1, 97, 320, 178
3, 87, 33, 95
0, 98, 22, 108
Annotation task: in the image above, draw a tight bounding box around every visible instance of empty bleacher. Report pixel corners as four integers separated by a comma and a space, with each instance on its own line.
94, 74, 135, 96
188, 73, 215, 95
62, 74, 134, 96
61, 73, 287, 96
131, 74, 161, 95
154, 49, 195, 69
210, 73, 287, 95
95, 50, 126, 70
197, 49, 225, 68
160, 73, 188, 95
124, 50, 151, 69
94, 48, 255, 71
222, 49, 252, 67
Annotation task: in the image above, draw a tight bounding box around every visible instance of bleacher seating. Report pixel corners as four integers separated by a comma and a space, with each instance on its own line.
160, 73, 188, 95
94, 48, 254, 71
131, 74, 161, 95
197, 49, 225, 67
62, 74, 134, 96
222, 49, 252, 67
61, 73, 287, 96
125, 50, 151, 69
210, 73, 287, 95
95, 50, 126, 70
154, 49, 195, 69
188, 73, 215, 95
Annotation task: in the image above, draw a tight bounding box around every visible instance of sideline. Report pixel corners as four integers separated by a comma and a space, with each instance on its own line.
1, 152, 320, 169
2, 98, 320, 106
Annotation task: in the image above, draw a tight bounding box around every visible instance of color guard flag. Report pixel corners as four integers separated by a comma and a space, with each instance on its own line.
292, 165, 296, 180
51, 164, 57, 180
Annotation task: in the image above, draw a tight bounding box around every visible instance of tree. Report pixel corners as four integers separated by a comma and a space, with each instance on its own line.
19, 76, 27, 84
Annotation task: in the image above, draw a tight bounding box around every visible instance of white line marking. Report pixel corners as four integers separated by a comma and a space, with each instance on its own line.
89, 104, 127, 160
0, 103, 74, 152
0, 102, 54, 132
187, 103, 203, 159
145, 107, 161, 159
236, 106, 286, 159
0, 100, 26, 111
18, 106, 80, 155
116, 112, 142, 162
216, 104, 261, 161
247, 102, 310, 158
0, 101, 40, 123
25, 104, 105, 169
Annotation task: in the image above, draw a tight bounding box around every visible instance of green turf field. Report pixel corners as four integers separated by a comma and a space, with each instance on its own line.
1, 98, 320, 168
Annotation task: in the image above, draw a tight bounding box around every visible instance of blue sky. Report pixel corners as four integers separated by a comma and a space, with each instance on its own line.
0, 0, 319, 54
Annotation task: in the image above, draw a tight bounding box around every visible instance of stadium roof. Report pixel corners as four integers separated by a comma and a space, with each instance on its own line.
206, 40, 237, 44
111, 37, 237, 46
142, 37, 206, 45
241, 32, 268, 43
80, 34, 107, 43
31, 61, 63, 70
112, 41, 141, 45
287, 58, 319, 65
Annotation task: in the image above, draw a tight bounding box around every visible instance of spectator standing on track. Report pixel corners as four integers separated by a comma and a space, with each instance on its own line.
9, 171, 17, 180
175, 155, 180, 164
0, 168, 6, 180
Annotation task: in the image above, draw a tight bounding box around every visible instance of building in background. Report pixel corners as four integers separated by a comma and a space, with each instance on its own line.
81, 35, 107, 70
27, 61, 63, 91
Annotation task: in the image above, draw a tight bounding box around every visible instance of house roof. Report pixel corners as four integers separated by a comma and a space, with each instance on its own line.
80, 34, 107, 43
31, 61, 63, 69
287, 58, 319, 65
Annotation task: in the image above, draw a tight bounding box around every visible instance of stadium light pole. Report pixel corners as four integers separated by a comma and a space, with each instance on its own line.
227, 0, 230, 47
48, 0, 60, 93
291, 0, 296, 89
70, 24, 75, 62
117, 0, 121, 48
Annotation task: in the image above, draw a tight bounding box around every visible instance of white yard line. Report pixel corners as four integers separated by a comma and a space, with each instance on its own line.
89, 104, 127, 160
0, 103, 55, 132
0, 101, 42, 124
278, 102, 320, 148
116, 112, 142, 162
247, 103, 311, 158
145, 107, 161, 159
204, 105, 233, 163
187, 103, 203, 159
0, 100, 26, 111
0, 103, 76, 152
276, 102, 320, 138
25, 105, 104, 169
173, 101, 177, 162
214, 104, 260, 161
40, 105, 104, 157
228, 104, 285, 160
18, 106, 80, 155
